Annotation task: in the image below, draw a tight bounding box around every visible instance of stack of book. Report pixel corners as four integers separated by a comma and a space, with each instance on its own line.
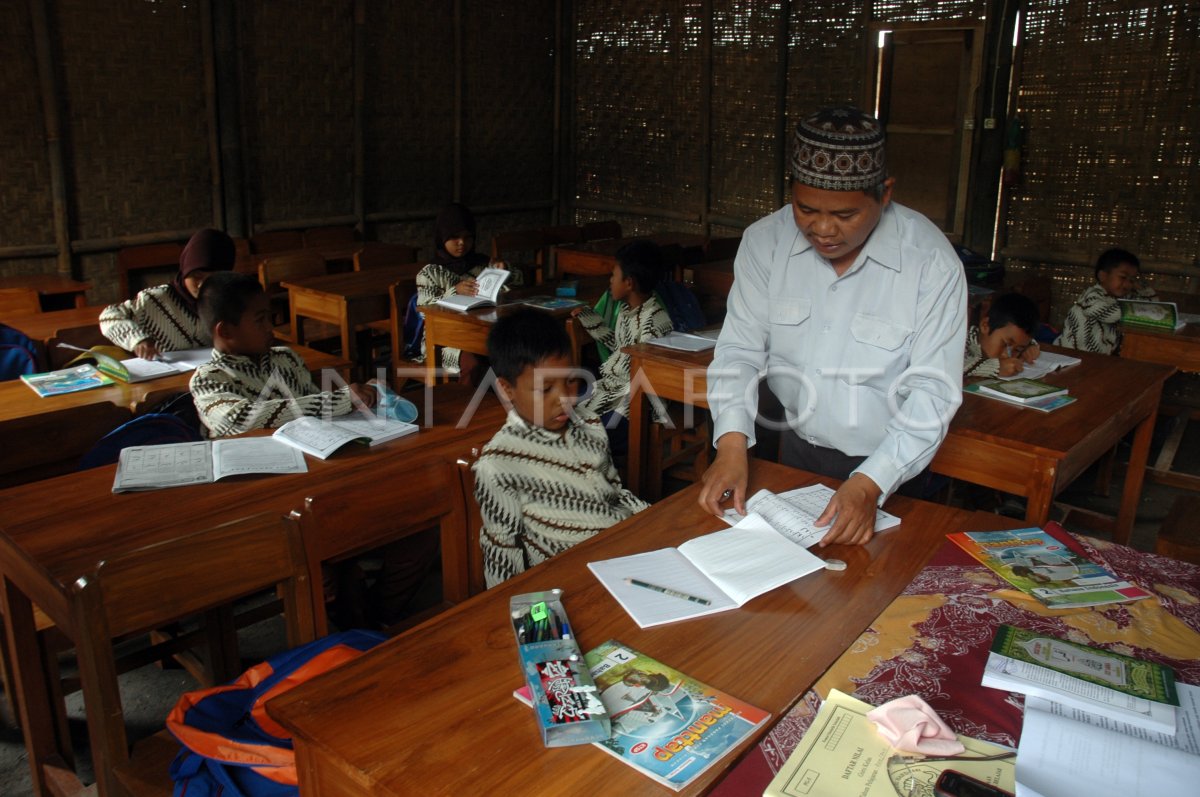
964, 377, 1075, 412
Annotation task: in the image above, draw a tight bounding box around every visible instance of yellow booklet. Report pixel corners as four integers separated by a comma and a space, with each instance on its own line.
765, 690, 1015, 797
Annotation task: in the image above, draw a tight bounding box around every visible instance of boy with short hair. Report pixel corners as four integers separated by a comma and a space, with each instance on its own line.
473, 307, 648, 588
964, 292, 1041, 378
1055, 248, 1154, 354
190, 271, 377, 437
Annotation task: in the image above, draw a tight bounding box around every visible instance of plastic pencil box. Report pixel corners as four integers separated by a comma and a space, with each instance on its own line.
510, 588, 610, 747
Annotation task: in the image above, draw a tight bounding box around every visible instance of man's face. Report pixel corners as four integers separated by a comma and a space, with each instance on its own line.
790, 178, 893, 273
497, 353, 578, 433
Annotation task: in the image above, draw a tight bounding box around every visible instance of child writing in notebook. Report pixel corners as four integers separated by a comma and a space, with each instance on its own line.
571, 240, 674, 454
964, 292, 1041, 378
100, 228, 237, 359
189, 271, 376, 437
473, 308, 647, 588
1055, 248, 1155, 354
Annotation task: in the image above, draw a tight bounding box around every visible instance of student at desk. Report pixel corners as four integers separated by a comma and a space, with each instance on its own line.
1055, 248, 1155, 355
100, 228, 236, 359
473, 308, 647, 588
700, 106, 966, 545
189, 272, 377, 437
964, 293, 1040, 378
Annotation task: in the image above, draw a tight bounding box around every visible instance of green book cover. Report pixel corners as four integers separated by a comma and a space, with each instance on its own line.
1119, 298, 1181, 331
975, 377, 1066, 402
990, 624, 1178, 705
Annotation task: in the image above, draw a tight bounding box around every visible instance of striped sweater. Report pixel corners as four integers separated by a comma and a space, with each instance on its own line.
473, 408, 648, 588
190, 346, 353, 437
415, 261, 523, 369
1054, 283, 1122, 354
963, 325, 1001, 378
576, 296, 674, 419
100, 284, 212, 352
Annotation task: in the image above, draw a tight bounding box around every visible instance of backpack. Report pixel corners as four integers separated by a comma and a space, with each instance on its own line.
655, 280, 707, 333
167, 630, 387, 797
77, 413, 203, 471
401, 292, 425, 361
0, 322, 38, 381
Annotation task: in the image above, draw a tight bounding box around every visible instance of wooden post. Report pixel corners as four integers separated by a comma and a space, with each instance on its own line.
29, 0, 72, 278
352, 0, 366, 235
452, 0, 464, 201
200, 0, 224, 229
700, 0, 713, 236
775, 0, 792, 208
213, 0, 247, 237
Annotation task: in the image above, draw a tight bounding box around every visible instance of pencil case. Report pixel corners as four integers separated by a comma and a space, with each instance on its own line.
510, 588, 610, 747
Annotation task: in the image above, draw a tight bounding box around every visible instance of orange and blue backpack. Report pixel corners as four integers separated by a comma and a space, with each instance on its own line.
166, 629, 386, 796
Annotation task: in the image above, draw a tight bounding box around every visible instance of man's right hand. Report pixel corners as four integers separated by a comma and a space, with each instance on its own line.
698, 433, 749, 517
134, 339, 161, 360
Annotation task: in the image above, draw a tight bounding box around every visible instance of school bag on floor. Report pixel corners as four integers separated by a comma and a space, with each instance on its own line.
166, 629, 387, 797
0, 322, 38, 380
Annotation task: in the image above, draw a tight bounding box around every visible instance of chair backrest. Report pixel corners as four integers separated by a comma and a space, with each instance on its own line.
354, 242, 421, 271
455, 451, 487, 597
581, 220, 622, 241
293, 457, 469, 634
116, 243, 185, 299
304, 225, 356, 248
46, 323, 109, 369
0, 287, 41, 318
541, 225, 584, 246
0, 401, 132, 488
68, 511, 317, 795
491, 229, 548, 285
388, 278, 421, 377
257, 250, 328, 293
250, 229, 304, 254
231, 237, 252, 259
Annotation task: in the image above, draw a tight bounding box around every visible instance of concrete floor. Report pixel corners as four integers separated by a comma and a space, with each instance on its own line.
1, 420, 1196, 795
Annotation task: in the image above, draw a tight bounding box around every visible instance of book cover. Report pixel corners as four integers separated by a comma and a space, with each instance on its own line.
519, 296, 584, 310
964, 382, 1077, 413
975, 377, 1067, 403
1119, 298, 1183, 332
583, 639, 770, 790
272, 415, 418, 459
989, 624, 1178, 705
435, 267, 511, 311
947, 525, 1152, 609
20, 363, 115, 397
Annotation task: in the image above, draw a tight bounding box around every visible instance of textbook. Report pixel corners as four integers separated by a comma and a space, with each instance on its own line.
1118, 298, 1187, 332
272, 414, 418, 459
995, 349, 1081, 381
112, 438, 307, 492
434, 267, 511, 311
63, 343, 211, 382
982, 624, 1178, 734
517, 295, 584, 311
947, 524, 1153, 609
975, 377, 1067, 404
588, 512, 826, 627
965, 379, 1076, 412
720, 483, 901, 548
20, 363, 115, 397
516, 639, 770, 791
764, 689, 1016, 797
648, 330, 719, 352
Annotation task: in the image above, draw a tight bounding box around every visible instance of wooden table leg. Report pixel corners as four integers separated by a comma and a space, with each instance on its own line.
627, 377, 647, 496
1022, 458, 1057, 528
1115, 398, 1160, 547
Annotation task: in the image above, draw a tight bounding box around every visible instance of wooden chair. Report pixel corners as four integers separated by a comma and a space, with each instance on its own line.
257, 251, 331, 343
0, 287, 43, 318
455, 450, 488, 597
540, 225, 583, 280
581, 220, 622, 242
250, 229, 304, 254
1157, 494, 1200, 566
645, 406, 711, 502
290, 457, 470, 636
63, 512, 318, 796
353, 242, 422, 272
387, 278, 426, 389
116, 243, 184, 299
231, 237, 251, 259
491, 229, 548, 285
0, 401, 131, 489
303, 225, 356, 248
46, 323, 110, 369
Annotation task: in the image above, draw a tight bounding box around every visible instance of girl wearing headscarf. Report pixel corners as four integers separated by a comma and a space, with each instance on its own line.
100, 228, 237, 359
413, 203, 518, 369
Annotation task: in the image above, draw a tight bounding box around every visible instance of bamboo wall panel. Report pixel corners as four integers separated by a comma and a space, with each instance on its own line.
56, 0, 210, 242
364, 2, 455, 213
785, 0, 868, 144
0, 1, 54, 262
871, 0, 988, 23
242, 0, 354, 226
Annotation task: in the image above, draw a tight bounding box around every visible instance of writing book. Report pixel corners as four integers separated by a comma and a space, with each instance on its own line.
63, 343, 211, 382
20, 363, 115, 397
721, 483, 900, 548
1118, 298, 1187, 332
947, 523, 1152, 609
588, 512, 826, 627
995, 349, 1081, 381
434, 267, 511, 311
272, 414, 418, 460
516, 639, 770, 791
964, 380, 1076, 413
112, 438, 307, 493
982, 624, 1177, 734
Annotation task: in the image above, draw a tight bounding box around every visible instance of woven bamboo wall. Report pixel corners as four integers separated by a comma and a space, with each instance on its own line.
1007, 0, 1200, 282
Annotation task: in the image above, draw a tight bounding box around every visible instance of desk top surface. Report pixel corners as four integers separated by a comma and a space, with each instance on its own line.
3, 305, 104, 342
0, 274, 91, 294
280, 262, 423, 298
267, 461, 989, 796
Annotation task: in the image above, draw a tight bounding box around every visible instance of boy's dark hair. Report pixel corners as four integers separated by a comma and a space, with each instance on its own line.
615, 239, 665, 296
198, 271, 264, 333
986, 292, 1039, 335
488, 307, 571, 383
1095, 247, 1140, 279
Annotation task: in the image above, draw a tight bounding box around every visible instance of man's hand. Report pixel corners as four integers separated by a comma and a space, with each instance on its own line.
698, 433, 749, 517
814, 473, 883, 546
134, 339, 161, 360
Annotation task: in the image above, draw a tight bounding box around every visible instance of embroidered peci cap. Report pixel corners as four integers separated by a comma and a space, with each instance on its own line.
790, 106, 887, 191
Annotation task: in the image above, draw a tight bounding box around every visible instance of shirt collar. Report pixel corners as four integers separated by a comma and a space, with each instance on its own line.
787, 201, 903, 274
504, 408, 588, 443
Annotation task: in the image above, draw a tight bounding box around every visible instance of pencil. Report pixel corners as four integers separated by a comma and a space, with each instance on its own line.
624, 578, 712, 606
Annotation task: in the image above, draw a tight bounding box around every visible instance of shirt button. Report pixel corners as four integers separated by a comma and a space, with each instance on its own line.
808, 436, 816, 443
823, 325, 831, 333
815, 368, 822, 375
831, 285, 838, 292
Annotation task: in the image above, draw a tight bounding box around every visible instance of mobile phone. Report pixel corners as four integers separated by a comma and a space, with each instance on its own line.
934, 769, 1015, 797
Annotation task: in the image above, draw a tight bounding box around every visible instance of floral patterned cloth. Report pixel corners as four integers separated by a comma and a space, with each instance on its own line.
711, 533, 1200, 795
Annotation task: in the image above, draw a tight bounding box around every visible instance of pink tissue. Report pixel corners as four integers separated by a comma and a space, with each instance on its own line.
866, 695, 966, 756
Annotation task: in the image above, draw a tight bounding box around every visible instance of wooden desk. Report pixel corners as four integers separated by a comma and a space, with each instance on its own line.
267, 460, 980, 797
0, 274, 91, 310
282, 264, 422, 378
2, 305, 104, 345
555, 233, 708, 278
236, 243, 365, 275
1121, 323, 1200, 374
624, 344, 1172, 546
0, 384, 508, 796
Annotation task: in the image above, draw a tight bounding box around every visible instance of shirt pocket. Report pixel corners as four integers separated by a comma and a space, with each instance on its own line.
850, 313, 912, 352
768, 297, 811, 326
